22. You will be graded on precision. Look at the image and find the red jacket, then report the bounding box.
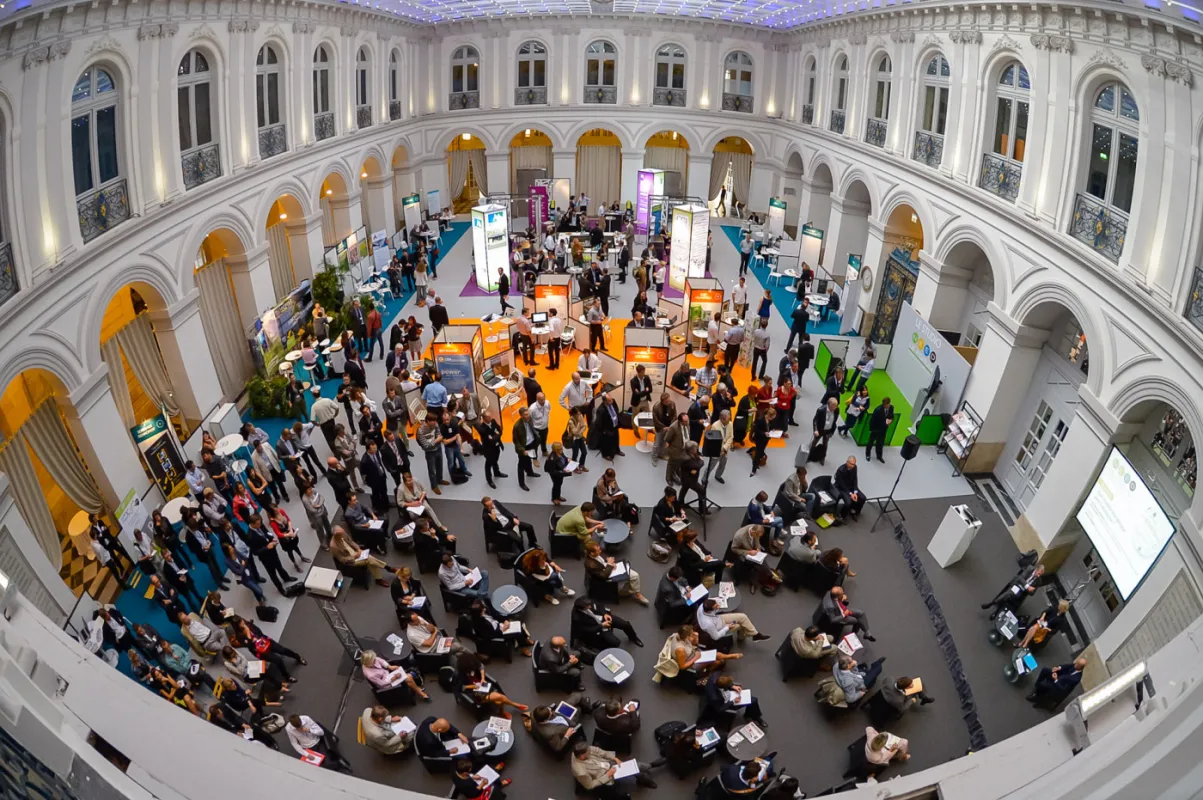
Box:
[367,309,383,335]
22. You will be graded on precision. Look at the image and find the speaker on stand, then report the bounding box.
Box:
[870,434,920,533]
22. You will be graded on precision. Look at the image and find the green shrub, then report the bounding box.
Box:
[245,374,291,419]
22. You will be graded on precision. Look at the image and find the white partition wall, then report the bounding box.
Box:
[668,203,709,291]
[471,204,508,291]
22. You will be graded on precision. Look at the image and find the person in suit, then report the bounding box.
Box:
[497,267,514,313]
[244,516,297,593]
[385,345,408,375]
[785,297,811,353]
[1020,599,1073,650]
[820,367,845,408]
[823,286,841,321]
[749,408,776,477]
[361,705,415,756]
[359,441,391,514]
[866,397,894,463]
[652,488,688,541]
[813,587,875,640]
[616,242,631,283]
[881,675,936,715]
[789,625,836,669]
[1027,657,1088,709]
[810,397,840,466]
[980,563,1047,620]
[482,496,538,550]
[677,528,726,584]
[677,442,708,515]
[655,566,698,624]
[343,492,386,553]
[428,296,450,335]
[834,456,866,519]
[512,407,541,491]
[662,412,690,485]
[349,297,368,354]
[344,351,368,391]
[798,333,815,374]
[538,635,583,685]
[594,699,641,736]
[529,693,593,755]
[589,393,623,461]
[379,429,409,493]
[275,429,305,485]
[415,716,469,763]
[700,672,766,729]
[687,395,710,443]
[390,566,433,623]
[571,742,659,793]
[571,596,643,649]
[522,368,543,407]
[628,364,653,415]
[475,409,506,489]
[159,551,205,610]
[149,575,185,620]
[468,600,533,656]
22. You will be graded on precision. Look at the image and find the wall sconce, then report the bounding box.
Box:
[910,213,918,224]
[326,189,333,196]
[525,129,531,137]
[462,133,471,141]
[361,170,368,178]
[279,213,288,221]
[672,131,678,141]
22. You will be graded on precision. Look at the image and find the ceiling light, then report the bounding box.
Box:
[279,213,288,220]
[462,133,471,141]
[525,129,531,137]
[911,213,918,224]
[672,131,678,140]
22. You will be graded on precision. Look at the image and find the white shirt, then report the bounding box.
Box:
[286,716,324,754]
[543,234,556,251]
[655,265,667,283]
[90,540,111,565]
[408,621,439,653]
[560,380,593,410]
[860,358,876,378]
[548,316,564,338]
[529,400,551,431]
[732,284,748,306]
[707,319,720,345]
[697,606,730,640]
[578,353,600,372]
[187,617,211,643]
[184,468,207,496]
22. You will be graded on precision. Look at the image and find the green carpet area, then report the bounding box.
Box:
[852,370,913,446]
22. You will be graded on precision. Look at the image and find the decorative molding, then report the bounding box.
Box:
[341,26,358,37]
[137,23,178,40]
[265,25,285,41]
[189,23,220,41]
[921,34,942,49]
[890,31,915,44]
[950,30,982,45]
[292,22,317,35]
[1143,54,1167,78]
[228,20,260,34]
[990,33,1022,54]
[1087,49,1126,72]
[1030,33,1074,54]
[1167,60,1195,87]
[21,41,70,70]
[85,35,123,56]
[849,33,867,46]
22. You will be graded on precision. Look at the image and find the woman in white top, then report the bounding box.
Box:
[397,472,446,530]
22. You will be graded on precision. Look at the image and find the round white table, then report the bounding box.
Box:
[285,350,303,362]
[783,268,800,294]
[634,412,655,453]
[692,328,710,357]
[214,434,245,459]
[531,324,551,355]
[162,496,197,525]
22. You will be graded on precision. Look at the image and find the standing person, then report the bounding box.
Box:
[587,299,606,353]
[497,267,514,313]
[438,409,472,479]
[811,397,840,466]
[291,421,326,477]
[563,406,589,473]
[845,346,875,392]
[738,232,754,275]
[514,309,535,366]
[244,516,296,593]
[310,387,342,448]
[366,302,384,362]
[840,386,871,438]
[732,276,749,319]
[268,506,310,572]
[718,185,728,217]
[866,397,894,463]
[301,483,333,551]
[349,298,368,355]
[332,424,364,492]
[706,312,722,358]
[546,308,564,369]
[544,442,573,505]
[360,441,391,514]
[722,318,745,371]
[381,387,409,450]
[428,295,450,335]
[415,416,446,495]
[750,408,776,477]
[512,407,540,492]
[530,392,552,460]
[628,364,653,417]
[589,393,623,462]
[651,392,677,468]
[757,289,773,324]
[705,409,734,485]
[475,409,506,489]
[90,528,132,588]
[379,429,410,493]
[750,318,771,381]
[785,297,810,353]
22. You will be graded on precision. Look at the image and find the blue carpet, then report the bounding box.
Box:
[719,224,850,337]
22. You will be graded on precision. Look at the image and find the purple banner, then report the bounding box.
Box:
[636,170,654,235]
[529,184,550,230]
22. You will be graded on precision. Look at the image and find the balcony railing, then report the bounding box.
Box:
[181,143,222,190]
[389,100,402,121]
[449,91,480,110]
[829,109,845,134]
[584,86,617,104]
[865,118,887,148]
[1068,192,1128,264]
[913,130,944,168]
[979,153,1022,204]
[0,242,18,307]
[653,87,686,107]
[258,124,287,160]
[77,179,130,244]
[314,112,335,142]
[356,106,372,130]
[722,92,753,113]
[515,86,548,105]
[1186,267,1203,337]
[801,104,814,125]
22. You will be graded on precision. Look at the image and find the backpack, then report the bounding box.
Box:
[654,720,688,749]
[648,540,672,563]
[258,712,287,734]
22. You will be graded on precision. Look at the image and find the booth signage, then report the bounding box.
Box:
[402,193,422,233]
[529,183,550,230]
[801,225,824,240]
[130,414,188,499]
[624,346,669,401]
[426,190,441,216]
[471,204,509,292]
[669,207,692,291]
[433,342,475,394]
[766,197,787,237]
[847,254,862,281]
[636,170,665,235]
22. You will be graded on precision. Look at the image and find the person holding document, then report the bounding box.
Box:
[343,492,387,553]
[416,717,474,764]
[330,527,392,587]
[653,626,742,687]
[677,529,727,586]
[439,552,490,599]
[455,653,529,719]
[452,757,511,798]
[595,468,639,527]
[584,540,649,605]
[545,442,574,505]
[482,496,538,550]
[397,472,448,531]
[719,756,777,795]
[360,705,414,756]
[571,740,659,794]
[731,524,784,593]
[360,650,430,700]
[520,548,575,605]
[286,714,351,772]
[697,598,770,644]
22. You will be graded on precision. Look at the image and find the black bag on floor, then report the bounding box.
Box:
[449,467,470,485]
[255,605,280,622]
[808,439,828,464]
[281,581,305,598]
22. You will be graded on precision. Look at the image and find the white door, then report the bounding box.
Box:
[998,352,1082,510]
[1007,400,1071,507]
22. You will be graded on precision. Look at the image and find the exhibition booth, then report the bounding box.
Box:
[682,278,724,356]
[668,202,710,292]
[472,204,509,292]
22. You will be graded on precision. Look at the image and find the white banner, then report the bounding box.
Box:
[889,302,973,416]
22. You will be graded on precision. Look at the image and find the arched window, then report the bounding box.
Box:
[723,51,753,113]
[829,55,848,133]
[654,44,686,107]
[312,46,334,141]
[980,61,1029,202]
[866,55,891,147]
[802,57,817,124]
[355,47,372,128]
[1069,82,1139,262]
[915,54,950,168]
[516,41,547,106]
[72,67,129,241]
[389,52,401,120]
[450,45,480,109]
[584,40,617,104]
[178,50,220,189]
[256,45,286,159]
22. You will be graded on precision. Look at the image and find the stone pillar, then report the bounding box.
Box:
[797,175,833,233]
[285,213,326,283]
[65,368,157,511]
[225,242,276,330]
[1011,386,1139,569]
[146,291,224,424]
[552,148,575,183]
[686,153,712,203]
[328,192,361,240]
[0,474,76,621]
[419,158,449,208]
[361,175,396,237]
[819,196,871,278]
[912,252,975,331]
[484,150,509,198]
[958,303,1048,473]
[747,163,773,214]
[855,217,888,328]
[619,149,643,208]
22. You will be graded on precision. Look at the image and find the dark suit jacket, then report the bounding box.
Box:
[483,503,522,541]
[385,350,408,373]
[813,592,854,628]
[327,468,353,507]
[798,342,815,372]
[512,418,536,455]
[813,406,838,436]
[571,606,613,642]
[653,498,685,530]
[656,575,689,613]
[538,645,577,674]
[1043,665,1084,695]
[350,307,368,337]
[390,576,426,605]
[593,707,640,735]
[344,358,367,388]
[869,403,893,433]
[429,305,450,332]
[243,525,276,558]
[629,376,652,409]
[380,438,409,475]
[416,717,461,759]
[523,378,543,406]
[534,718,575,754]
[834,464,859,494]
[498,274,510,295]
[359,452,389,490]
[476,420,502,454]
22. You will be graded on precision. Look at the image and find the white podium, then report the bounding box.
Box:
[304,566,343,597]
[207,403,242,440]
[927,504,982,567]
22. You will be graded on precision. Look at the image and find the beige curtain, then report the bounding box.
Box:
[266,222,296,299]
[467,150,488,196]
[115,315,182,419]
[196,260,254,398]
[0,433,62,570]
[576,145,621,208]
[510,145,552,193]
[448,151,471,199]
[320,197,336,245]
[730,153,753,205]
[24,402,104,516]
[709,152,732,201]
[644,146,688,180]
[100,338,135,430]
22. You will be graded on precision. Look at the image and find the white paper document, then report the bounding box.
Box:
[406,504,427,515]
[390,716,416,735]
[695,649,718,665]
[718,581,736,598]
[476,765,501,786]
[670,520,689,532]
[838,633,862,656]
[465,567,483,586]
[767,430,784,439]
[564,461,579,472]
[436,637,455,654]
[501,620,523,635]
[745,551,768,564]
[687,585,709,603]
[247,661,266,679]
[613,670,631,683]
[742,722,765,742]
[409,595,427,608]
[444,740,470,755]
[613,760,640,779]
[485,716,512,735]
[609,561,628,578]
[368,519,385,530]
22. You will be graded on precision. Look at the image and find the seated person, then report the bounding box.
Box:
[570,740,658,794]
[662,723,716,777]
[880,675,935,715]
[700,673,766,729]
[863,726,910,767]
[360,650,429,699]
[1019,599,1073,650]
[745,491,786,547]
[468,600,533,657]
[651,488,689,541]
[834,456,867,520]
[406,610,467,657]
[453,757,511,798]
[343,492,386,552]
[818,547,857,579]
[583,540,649,605]
[1027,657,1088,709]
[677,528,727,584]
[784,530,821,565]
[413,516,457,559]
[519,548,576,605]
[775,466,819,521]
[438,552,489,599]
[653,625,741,686]
[390,566,433,622]
[833,655,887,705]
[482,496,538,551]
[415,716,469,761]
[789,625,836,670]
[330,526,391,587]
[538,635,583,685]
[571,596,643,649]
[697,599,770,645]
[361,705,415,756]
[455,652,528,719]
[557,502,606,545]
[813,587,875,641]
[980,563,1046,620]
[730,525,782,592]
[176,611,231,656]
[593,698,642,736]
[527,692,593,756]
[655,566,701,622]
[595,469,639,528]
[719,756,777,795]
[577,348,601,374]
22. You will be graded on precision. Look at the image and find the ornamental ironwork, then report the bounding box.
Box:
[389,100,402,121]
[259,124,287,160]
[865,118,887,148]
[653,87,686,107]
[721,92,753,113]
[913,130,944,168]
[515,86,548,105]
[449,91,480,110]
[356,105,373,129]
[829,109,845,134]
[584,87,617,104]
[801,104,813,125]
[181,143,222,190]
[1069,192,1127,264]
[0,242,18,307]
[314,112,335,142]
[77,179,130,243]
[979,153,1022,203]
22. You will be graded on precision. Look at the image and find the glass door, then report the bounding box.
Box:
[1011,400,1069,506]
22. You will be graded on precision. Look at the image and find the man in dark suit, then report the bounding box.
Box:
[834,456,866,519]
[628,365,653,414]
[571,597,643,649]
[1027,657,1087,709]
[325,457,354,511]
[798,333,815,374]
[866,397,894,463]
[881,675,936,714]
[511,407,541,491]
[529,694,592,756]
[276,429,304,482]
[245,516,296,593]
[149,575,185,619]
[428,296,450,335]
[593,699,642,736]
[522,368,543,407]
[359,441,390,514]
[476,410,506,489]
[379,429,409,493]
[810,397,840,465]
[812,586,874,640]
[785,297,810,353]
[415,717,468,763]
[981,563,1047,620]
[497,267,513,313]
[349,298,368,354]
[384,345,408,374]
[482,496,538,549]
[617,243,630,283]
[538,635,583,685]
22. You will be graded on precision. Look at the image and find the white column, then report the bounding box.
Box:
[0,474,76,620]
[1037,49,1073,225]
[1128,71,1178,298]
[228,22,256,170]
[818,196,870,277]
[855,216,888,324]
[226,242,276,330]
[362,175,396,237]
[747,163,773,214]
[552,148,575,184]
[1016,44,1050,216]
[285,212,326,283]
[619,149,643,208]
[146,291,224,423]
[66,368,156,510]
[419,157,449,206]
[328,192,361,240]
[484,150,509,198]
[293,25,314,145]
[686,153,711,202]
[946,37,979,183]
[911,252,974,330]
[797,175,833,233]
[31,49,76,269]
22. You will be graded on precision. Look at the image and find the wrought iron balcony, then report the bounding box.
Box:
[389,100,402,121]
[314,112,335,142]
[979,153,1022,204]
[1068,192,1127,264]
[77,179,130,244]
[1186,267,1203,337]
[0,242,18,307]
[653,87,686,107]
[913,131,944,168]
[584,86,617,104]
[449,91,480,110]
[515,86,547,105]
[181,143,222,191]
[829,109,845,134]
[801,104,813,125]
[356,105,372,129]
[258,124,287,160]
[722,92,753,113]
[865,118,887,148]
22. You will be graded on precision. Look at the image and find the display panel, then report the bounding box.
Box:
[1076,447,1177,600]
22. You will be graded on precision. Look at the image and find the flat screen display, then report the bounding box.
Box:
[1075,447,1176,599]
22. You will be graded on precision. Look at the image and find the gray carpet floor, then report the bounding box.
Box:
[270,492,1067,798]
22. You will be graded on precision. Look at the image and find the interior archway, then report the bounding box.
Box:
[643,130,690,191]
[265,193,306,298]
[709,136,754,215]
[805,162,836,236]
[575,128,622,207]
[448,133,486,213]
[193,228,255,399]
[320,172,353,245]
[933,240,997,342]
